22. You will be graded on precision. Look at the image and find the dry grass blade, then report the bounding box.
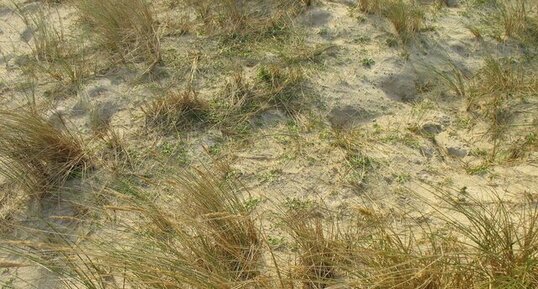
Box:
[184,0,309,40]
[21,8,65,63]
[0,170,263,288]
[256,65,305,114]
[212,66,305,135]
[498,0,538,41]
[46,171,261,288]
[0,109,90,195]
[99,172,262,287]
[363,226,466,289]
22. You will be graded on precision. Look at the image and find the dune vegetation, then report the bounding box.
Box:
[0,0,537,288]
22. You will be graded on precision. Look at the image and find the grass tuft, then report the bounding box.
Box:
[143,90,210,132]
[439,192,538,288]
[357,0,424,42]
[15,5,91,88]
[467,57,538,159]
[283,208,342,289]
[0,109,90,196]
[75,0,160,66]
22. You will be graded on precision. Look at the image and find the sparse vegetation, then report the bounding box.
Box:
[15,5,91,88]
[183,0,309,42]
[0,0,537,287]
[6,178,538,289]
[211,65,305,134]
[472,0,538,43]
[467,57,537,159]
[283,208,342,289]
[438,192,538,288]
[384,0,424,42]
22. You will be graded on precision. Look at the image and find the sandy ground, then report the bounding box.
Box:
[0,0,536,287]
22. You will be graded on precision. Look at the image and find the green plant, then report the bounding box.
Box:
[361,57,375,68]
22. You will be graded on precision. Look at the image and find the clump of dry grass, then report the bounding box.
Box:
[282,208,344,289]
[357,0,424,42]
[143,90,210,132]
[183,0,309,43]
[360,223,467,288]
[467,57,538,159]
[17,7,64,63]
[212,66,305,134]
[15,5,91,87]
[222,65,305,115]
[256,64,305,113]
[75,0,160,66]
[506,131,537,160]
[498,0,538,41]
[213,71,262,127]
[5,176,538,289]
[439,192,538,288]
[278,202,470,289]
[430,60,469,98]
[473,0,538,43]
[223,72,260,113]
[358,0,384,14]
[384,0,424,42]
[0,109,90,196]
[430,56,537,162]
[500,0,528,37]
[1,170,263,288]
[176,170,262,281]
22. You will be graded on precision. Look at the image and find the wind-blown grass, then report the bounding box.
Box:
[75,0,161,66]
[0,109,90,196]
